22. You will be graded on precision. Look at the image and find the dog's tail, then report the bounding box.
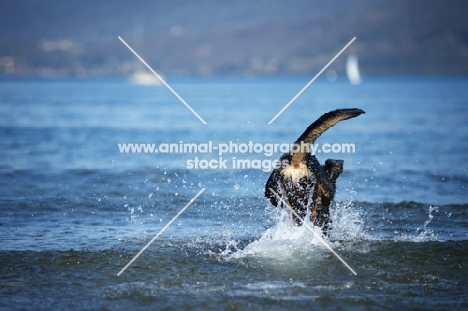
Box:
[291,108,364,160]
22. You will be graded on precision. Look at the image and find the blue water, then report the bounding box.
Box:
[1,76,468,310]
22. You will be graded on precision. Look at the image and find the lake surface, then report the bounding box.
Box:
[1,76,467,310]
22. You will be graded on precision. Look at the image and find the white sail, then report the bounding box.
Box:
[346,55,362,85]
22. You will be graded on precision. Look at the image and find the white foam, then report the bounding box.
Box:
[229,209,326,263]
[229,200,368,262]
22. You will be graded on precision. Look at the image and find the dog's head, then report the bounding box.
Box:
[324,159,344,183]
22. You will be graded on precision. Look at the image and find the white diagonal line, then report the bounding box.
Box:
[118,36,207,125]
[268,37,356,124]
[117,188,206,276]
[269,188,357,275]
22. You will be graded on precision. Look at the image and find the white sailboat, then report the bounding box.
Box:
[346,54,362,85]
[129,20,162,86]
[130,70,162,85]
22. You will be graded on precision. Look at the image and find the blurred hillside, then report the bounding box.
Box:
[0,0,467,77]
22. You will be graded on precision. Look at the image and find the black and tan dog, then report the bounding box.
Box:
[265,108,364,235]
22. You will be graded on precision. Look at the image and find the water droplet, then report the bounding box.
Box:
[234,183,240,190]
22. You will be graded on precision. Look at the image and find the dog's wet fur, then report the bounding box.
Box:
[265,108,364,235]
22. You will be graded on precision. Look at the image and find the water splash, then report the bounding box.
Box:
[329,200,368,241]
[415,205,439,241]
[229,210,324,260]
[228,200,368,264]
[390,205,440,242]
